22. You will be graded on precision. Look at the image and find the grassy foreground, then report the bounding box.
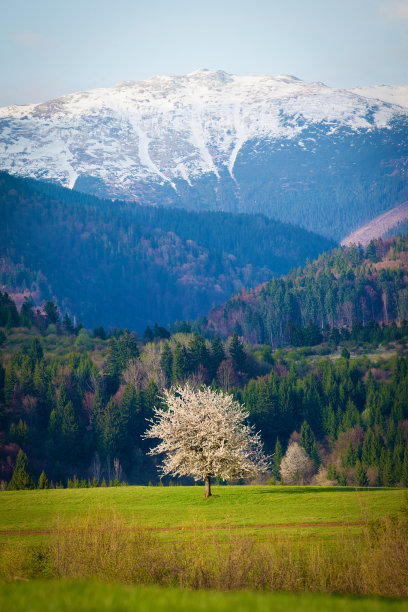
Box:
[1,487,407,604]
[1,581,408,612]
[0,485,405,542]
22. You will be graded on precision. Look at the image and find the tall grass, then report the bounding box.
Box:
[1,507,407,597]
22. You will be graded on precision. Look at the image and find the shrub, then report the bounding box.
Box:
[1,508,408,597]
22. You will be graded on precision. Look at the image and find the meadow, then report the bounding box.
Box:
[0,485,404,540]
[1,581,408,612]
[1,486,408,610]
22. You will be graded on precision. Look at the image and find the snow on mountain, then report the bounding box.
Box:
[0,70,406,191]
[349,85,408,109]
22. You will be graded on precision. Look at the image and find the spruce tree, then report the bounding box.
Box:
[7,450,35,490]
[160,342,173,385]
[354,460,368,487]
[188,334,210,372]
[343,440,356,468]
[300,421,320,468]
[172,342,190,384]
[299,421,315,457]
[38,470,49,489]
[45,301,59,324]
[63,313,74,334]
[380,450,394,487]
[28,338,43,364]
[143,326,154,342]
[272,438,283,479]
[99,398,120,462]
[117,329,139,368]
[4,362,17,404]
[229,332,246,372]
[210,335,225,378]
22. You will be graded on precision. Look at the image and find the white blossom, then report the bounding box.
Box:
[144,385,269,490]
[280,442,314,484]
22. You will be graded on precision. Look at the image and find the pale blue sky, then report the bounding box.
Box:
[1,0,408,106]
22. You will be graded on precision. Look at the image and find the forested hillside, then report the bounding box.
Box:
[205,235,408,344]
[0,171,334,331]
[1,291,408,489]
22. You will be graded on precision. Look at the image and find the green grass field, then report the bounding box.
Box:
[1,581,407,612]
[1,486,407,610]
[0,485,404,542]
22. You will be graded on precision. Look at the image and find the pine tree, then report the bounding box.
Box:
[20,355,33,395]
[143,326,154,342]
[144,380,160,419]
[354,460,368,487]
[160,342,173,385]
[229,333,246,372]
[63,312,74,334]
[210,335,225,378]
[343,440,356,468]
[117,329,139,368]
[9,419,29,447]
[7,450,35,490]
[38,470,49,489]
[45,301,59,324]
[20,299,33,328]
[28,338,43,364]
[299,421,315,457]
[60,400,80,454]
[172,342,190,384]
[299,421,320,468]
[310,440,320,468]
[272,438,283,479]
[4,361,17,405]
[118,383,138,455]
[380,450,394,487]
[188,334,210,372]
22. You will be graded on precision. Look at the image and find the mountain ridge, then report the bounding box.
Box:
[0,171,334,330]
[1,70,408,240]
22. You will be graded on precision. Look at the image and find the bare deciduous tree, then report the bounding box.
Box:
[113,458,122,482]
[144,385,269,497]
[216,359,236,390]
[280,442,314,485]
[123,345,166,390]
[123,358,148,390]
[91,453,101,482]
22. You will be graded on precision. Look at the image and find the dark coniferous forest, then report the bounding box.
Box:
[0,171,334,331]
[1,235,408,489]
[206,235,408,344]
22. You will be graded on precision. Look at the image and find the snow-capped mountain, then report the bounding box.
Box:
[1,70,408,239]
[349,85,408,109]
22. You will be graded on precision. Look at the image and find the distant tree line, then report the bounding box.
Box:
[205,235,408,345]
[1,292,408,488]
[0,170,333,332]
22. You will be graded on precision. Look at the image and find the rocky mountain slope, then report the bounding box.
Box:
[1,71,408,239]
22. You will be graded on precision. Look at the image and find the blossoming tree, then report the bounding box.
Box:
[144,385,269,497]
[280,441,314,484]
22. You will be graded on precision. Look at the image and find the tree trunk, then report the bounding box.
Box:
[204,474,211,497]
